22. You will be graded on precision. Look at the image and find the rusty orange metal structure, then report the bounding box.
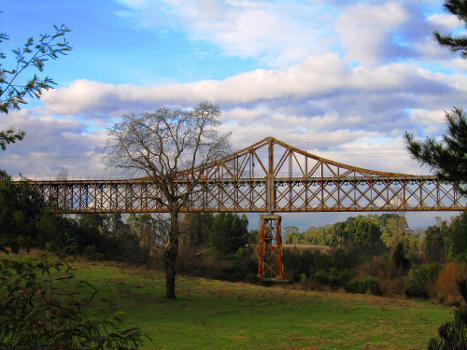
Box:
[23,136,466,280]
[257,215,283,280]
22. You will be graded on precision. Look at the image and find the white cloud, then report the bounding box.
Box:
[428,13,463,29]
[114,0,467,71]
[115,0,338,67]
[0,109,111,178]
[336,2,410,66]
[41,54,465,119]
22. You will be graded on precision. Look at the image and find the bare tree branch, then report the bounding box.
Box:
[105,102,230,299]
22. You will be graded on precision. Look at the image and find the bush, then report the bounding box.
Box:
[101,233,152,265]
[235,246,254,259]
[428,280,467,350]
[176,248,258,283]
[393,242,410,270]
[0,252,147,349]
[215,258,258,282]
[405,263,442,298]
[83,245,104,261]
[433,262,467,305]
[282,248,357,284]
[311,268,353,288]
[346,277,381,295]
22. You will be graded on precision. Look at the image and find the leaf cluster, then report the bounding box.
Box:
[0,24,72,114]
[0,24,71,150]
[0,127,24,150]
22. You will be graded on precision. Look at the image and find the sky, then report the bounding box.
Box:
[0,0,466,230]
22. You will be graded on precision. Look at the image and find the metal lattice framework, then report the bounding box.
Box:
[28,137,466,214]
[257,215,283,280]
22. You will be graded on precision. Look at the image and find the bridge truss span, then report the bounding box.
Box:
[28,137,465,213]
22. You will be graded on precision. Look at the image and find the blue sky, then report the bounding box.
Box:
[0,0,466,229]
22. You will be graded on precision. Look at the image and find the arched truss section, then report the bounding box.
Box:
[27,137,466,213]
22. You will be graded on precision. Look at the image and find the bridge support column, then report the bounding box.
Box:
[257,215,283,280]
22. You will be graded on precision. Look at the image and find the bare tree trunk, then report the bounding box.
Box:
[165,211,179,299]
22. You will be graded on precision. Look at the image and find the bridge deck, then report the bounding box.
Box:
[20,137,466,213]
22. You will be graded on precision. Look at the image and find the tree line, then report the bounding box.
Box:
[284,212,466,263]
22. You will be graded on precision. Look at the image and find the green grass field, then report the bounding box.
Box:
[69,260,450,350]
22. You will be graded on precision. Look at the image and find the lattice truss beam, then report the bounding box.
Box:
[27,137,466,213]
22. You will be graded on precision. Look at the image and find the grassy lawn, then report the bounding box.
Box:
[70,261,450,350]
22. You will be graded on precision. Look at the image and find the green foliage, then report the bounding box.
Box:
[423,223,448,263]
[0,24,72,114]
[0,253,146,349]
[0,174,46,253]
[283,230,302,244]
[393,242,410,270]
[379,214,414,250]
[285,215,386,253]
[0,24,71,150]
[209,213,248,255]
[421,212,466,263]
[312,267,353,288]
[338,215,384,253]
[0,127,24,150]
[433,0,467,58]
[76,214,151,265]
[247,229,258,245]
[282,248,357,287]
[0,174,150,264]
[447,212,467,260]
[127,213,158,250]
[83,245,104,261]
[405,108,467,196]
[405,263,442,298]
[180,212,213,248]
[0,173,149,347]
[345,276,381,296]
[215,258,258,282]
[428,279,467,350]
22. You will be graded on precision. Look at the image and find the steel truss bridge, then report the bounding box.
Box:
[24,137,466,280]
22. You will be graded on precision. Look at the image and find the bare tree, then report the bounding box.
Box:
[107,102,230,298]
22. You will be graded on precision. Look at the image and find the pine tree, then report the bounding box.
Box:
[405,0,467,195]
[405,107,467,195]
[433,0,467,58]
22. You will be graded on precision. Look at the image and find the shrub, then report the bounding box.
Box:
[83,245,104,261]
[311,268,353,288]
[405,263,442,298]
[102,233,152,265]
[313,269,330,285]
[432,262,467,305]
[379,277,405,297]
[0,252,147,349]
[393,242,410,270]
[235,246,254,259]
[428,280,467,350]
[346,276,381,295]
[356,254,399,280]
[282,248,357,284]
